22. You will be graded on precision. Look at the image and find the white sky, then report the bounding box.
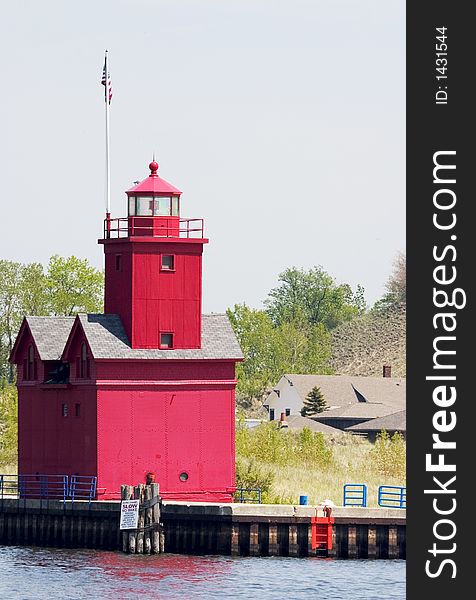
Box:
[0,0,404,312]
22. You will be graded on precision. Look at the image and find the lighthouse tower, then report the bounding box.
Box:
[10,159,243,502]
[101,160,205,349]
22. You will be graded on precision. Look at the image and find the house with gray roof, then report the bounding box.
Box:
[263,372,405,431]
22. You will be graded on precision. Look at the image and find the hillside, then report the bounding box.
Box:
[330,303,406,377]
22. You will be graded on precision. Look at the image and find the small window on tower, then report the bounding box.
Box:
[62,404,68,417]
[160,333,174,349]
[75,403,81,417]
[161,255,175,271]
[115,254,122,272]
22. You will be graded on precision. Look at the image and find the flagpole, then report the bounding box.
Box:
[105,50,111,218]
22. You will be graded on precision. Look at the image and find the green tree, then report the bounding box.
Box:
[265,266,366,330]
[0,261,23,380]
[46,255,104,316]
[227,304,280,402]
[0,260,49,380]
[0,256,104,381]
[372,252,406,313]
[227,304,332,403]
[301,386,328,417]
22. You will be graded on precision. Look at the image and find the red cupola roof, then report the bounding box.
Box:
[126,160,182,196]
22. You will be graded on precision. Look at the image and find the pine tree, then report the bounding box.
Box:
[301,386,328,417]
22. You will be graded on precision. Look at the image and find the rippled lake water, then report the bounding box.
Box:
[0,546,405,599]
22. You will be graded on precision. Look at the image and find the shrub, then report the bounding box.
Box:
[297,427,333,466]
[370,429,406,478]
[235,458,274,503]
[236,421,333,468]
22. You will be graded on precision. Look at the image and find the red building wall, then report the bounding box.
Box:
[18,385,97,477]
[96,383,235,501]
[95,360,236,382]
[103,242,133,342]
[102,239,205,349]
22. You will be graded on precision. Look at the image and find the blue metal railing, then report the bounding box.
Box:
[343,483,367,507]
[0,474,97,506]
[235,487,262,503]
[69,475,97,502]
[378,485,406,509]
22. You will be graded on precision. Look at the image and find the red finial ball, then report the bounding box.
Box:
[149,160,159,175]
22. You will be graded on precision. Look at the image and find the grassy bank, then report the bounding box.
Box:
[236,421,406,507]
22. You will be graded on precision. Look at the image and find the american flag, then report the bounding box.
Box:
[101,56,113,104]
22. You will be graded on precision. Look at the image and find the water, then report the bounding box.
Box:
[0,547,405,599]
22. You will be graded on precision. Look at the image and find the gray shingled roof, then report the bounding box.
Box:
[314,402,401,421]
[77,313,243,360]
[282,374,405,409]
[346,410,407,432]
[285,415,344,435]
[24,313,242,361]
[25,316,75,360]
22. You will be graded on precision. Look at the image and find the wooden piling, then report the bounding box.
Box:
[144,485,152,554]
[268,524,278,556]
[135,484,145,554]
[119,482,162,554]
[231,523,240,556]
[288,524,299,557]
[249,523,260,556]
[121,485,133,552]
[368,525,377,559]
[151,483,161,554]
[388,526,399,559]
[347,525,357,558]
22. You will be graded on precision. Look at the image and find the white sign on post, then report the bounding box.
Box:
[120,499,140,530]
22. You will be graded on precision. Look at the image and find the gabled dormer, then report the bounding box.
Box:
[10,317,74,384]
[62,316,95,382]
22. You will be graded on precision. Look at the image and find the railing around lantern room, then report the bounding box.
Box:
[104,216,205,239]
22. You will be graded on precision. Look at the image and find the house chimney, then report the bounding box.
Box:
[383,365,392,378]
[278,411,289,429]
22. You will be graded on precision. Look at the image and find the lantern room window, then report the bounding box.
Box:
[128,196,179,217]
[154,197,171,216]
[136,197,154,216]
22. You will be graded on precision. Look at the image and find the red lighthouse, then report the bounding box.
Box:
[10,160,243,502]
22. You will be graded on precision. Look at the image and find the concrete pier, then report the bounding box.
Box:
[0,499,406,559]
